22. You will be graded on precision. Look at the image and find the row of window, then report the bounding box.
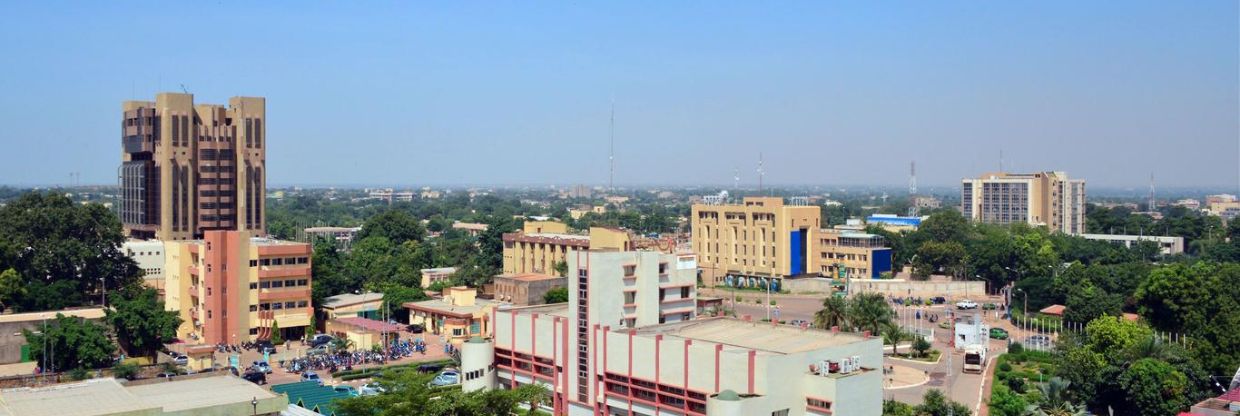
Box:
[252,300,309,311]
[250,279,309,289]
[248,257,310,267]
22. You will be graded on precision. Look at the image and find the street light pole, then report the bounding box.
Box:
[251,397,258,416]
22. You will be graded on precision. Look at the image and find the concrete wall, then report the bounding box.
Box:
[848,279,987,299]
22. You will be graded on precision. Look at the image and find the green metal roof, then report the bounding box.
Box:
[271,381,352,416]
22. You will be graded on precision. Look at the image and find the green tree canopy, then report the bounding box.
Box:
[1118,358,1191,416]
[105,287,181,359]
[543,286,568,304]
[358,209,426,245]
[23,313,115,371]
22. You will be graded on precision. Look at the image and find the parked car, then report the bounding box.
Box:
[989,328,1009,340]
[310,334,334,348]
[417,363,444,374]
[255,340,277,354]
[302,371,323,386]
[407,324,425,334]
[333,385,359,397]
[156,372,177,380]
[251,361,272,374]
[955,299,979,310]
[308,345,332,356]
[172,354,189,366]
[359,383,386,396]
[788,319,809,327]
[242,370,267,385]
[429,370,460,387]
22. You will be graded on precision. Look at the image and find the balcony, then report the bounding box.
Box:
[258,287,311,302]
[258,266,310,279]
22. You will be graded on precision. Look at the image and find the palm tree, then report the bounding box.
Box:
[331,337,355,354]
[814,296,850,330]
[881,323,905,355]
[848,292,894,334]
[1023,377,1088,416]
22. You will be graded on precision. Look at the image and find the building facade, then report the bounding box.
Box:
[501,222,634,275]
[120,93,266,240]
[1079,234,1185,255]
[420,267,458,288]
[122,239,168,295]
[493,273,567,306]
[691,197,821,288]
[164,230,312,345]
[961,171,1086,234]
[404,287,499,345]
[818,230,893,279]
[466,250,883,416]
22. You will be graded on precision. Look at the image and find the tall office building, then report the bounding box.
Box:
[120,93,266,240]
[690,197,820,287]
[961,171,1086,234]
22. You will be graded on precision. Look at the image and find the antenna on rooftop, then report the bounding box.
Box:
[757,153,765,194]
[179,84,189,94]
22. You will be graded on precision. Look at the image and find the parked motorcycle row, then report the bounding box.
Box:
[280,339,428,374]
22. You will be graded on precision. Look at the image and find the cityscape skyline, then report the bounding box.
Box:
[0,2,1237,189]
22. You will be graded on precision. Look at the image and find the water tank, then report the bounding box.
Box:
[460,336,496,392]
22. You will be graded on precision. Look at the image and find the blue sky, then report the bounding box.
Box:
[0,1,1236,188]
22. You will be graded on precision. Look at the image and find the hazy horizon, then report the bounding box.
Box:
[1,1,1236,189]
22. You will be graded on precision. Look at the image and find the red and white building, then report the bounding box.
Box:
[459,250,883,416]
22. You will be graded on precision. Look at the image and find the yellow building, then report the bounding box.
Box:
[404,287,499,345]
[817,229,894,279]
[500,221,633,275]
[961,171,1086,234]
[165,230,313,345]
[324,316,404,351]
[691,197,821,287]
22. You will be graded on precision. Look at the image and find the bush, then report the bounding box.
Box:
[912,337,932,357]
[998,362,1012,372]
[1006,376,1027,394]
[1008,342,1024,355]
[70,367,91,381]
[112,362,139,380]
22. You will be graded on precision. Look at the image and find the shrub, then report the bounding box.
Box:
[1006,376,1027,394]
[1008,342,1024,355]
[70,367,91,381]
[998,362,1012,372]
[912,337,931,357]
[112,362,139,380]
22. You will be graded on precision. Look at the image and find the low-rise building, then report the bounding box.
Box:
[493,273,566,306]
[303,226,361,250]
[911,195,942,210]
[1172,198,1201,211]
[367,188,414,203]
[452,221,489,237]
[865,214,923,232]
[404,286,499,345]
[420,267,458,288]
[0,375,287,416]
[321,292,384,320]
[165,230,313,345]
[325,316,404,351]
[501,221,635,275]
[818,230,893,280]
[0,308,105,365]
[123,239,168,295]
[462,249,882,416]
[1079,233,1185,255]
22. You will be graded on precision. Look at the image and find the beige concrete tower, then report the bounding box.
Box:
[120,93,266,240]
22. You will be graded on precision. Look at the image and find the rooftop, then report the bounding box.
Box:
[304,226,361,233]
[627,317,870,354]
[496,273,563,282]
[322,292,384,309]
[332,316,405,333]
[0,307,105,324]
[404,297,500,316]
[502,303,571,319]
[0,378,155,416]
[127,374,281,412]
[421,266,458,274]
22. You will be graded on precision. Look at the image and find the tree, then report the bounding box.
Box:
[22,313,115,371]
[553,260,568,278]
[1023,377,1087,416]
[336,367,554,416]
[847,293,893,334]
[1117,358,1191,416]
[381,283,430,322]
[543,287,568,304]
[882,399,915,416]
[357,209,426,245]
[105,287,181,359]
[1135,262,1240,375]
[331,337,355,353]
[917,211,970,243]
[1084,316,1152,359]
[912,336,931,358]
[270,320,283,345]
[0,268,24,312]
[915,389,972,416]
[111,362,139,380]
[0,192,142,311]
[987,384,1029,416]
[1062,283,1121,324]
[813,296,849,330]
[881,323,904,355]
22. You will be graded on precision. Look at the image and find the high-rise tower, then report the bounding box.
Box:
[119,92,266,240]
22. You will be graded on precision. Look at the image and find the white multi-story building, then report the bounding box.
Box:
[1079,234,1185,255]
[961,171,1086,235]
[122,239,167,295]
[460,250,883,416]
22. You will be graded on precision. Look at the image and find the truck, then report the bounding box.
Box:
[962,344,987,374]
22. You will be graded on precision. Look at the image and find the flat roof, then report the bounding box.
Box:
[127,375,280,412]
[503,303,571,319]
[0,308,105,324]
[420,266,458,274]
[322,292,384,309]
[404,297,499,316]
[496,273,563,282]
[332,316,405,333]
[0,378,155,416]
[628,317,870,354]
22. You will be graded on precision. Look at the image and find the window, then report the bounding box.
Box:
[771,410,789,416]
[297,300,308,308]
[260,303,270,311]
[297,279,308,286]
[250,260,258,267]
[285,279,296,287]
[260,281,271,289]
[453,328,464,336]
[249,283,257,290]
[249,328,259,335]
[297,257,309,264]
[249,305,257,312]
[260,259,271,266]
[272,302,283,310]
[271,280,284,288]
[207,310,212,319]
[285,301,296,308]
[680,287,690,298]
[272,258,283,266]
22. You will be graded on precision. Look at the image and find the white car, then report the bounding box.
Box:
[955,299,978,309]
[359,383,386,396]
